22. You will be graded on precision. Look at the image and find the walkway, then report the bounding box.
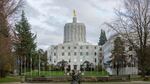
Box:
[1,81,150,84]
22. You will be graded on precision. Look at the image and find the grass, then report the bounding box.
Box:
[0,71,108,83]
[25,70,65,77]
[0,76,20,83]
[24,70,108,77]
[84,71,109,77]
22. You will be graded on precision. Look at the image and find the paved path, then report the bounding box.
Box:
[1,81,150,84]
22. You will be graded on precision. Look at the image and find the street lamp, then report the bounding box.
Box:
[80,59,83,71]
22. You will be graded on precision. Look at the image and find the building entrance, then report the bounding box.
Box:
[74,65,77,70]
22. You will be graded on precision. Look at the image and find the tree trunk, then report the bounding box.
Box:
[0,70,6,78]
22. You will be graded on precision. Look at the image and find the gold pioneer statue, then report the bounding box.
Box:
[73,9,76,17]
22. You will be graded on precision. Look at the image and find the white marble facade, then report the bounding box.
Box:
[47,15,101,70]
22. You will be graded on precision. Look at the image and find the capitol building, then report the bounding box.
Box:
[47,11,101,71]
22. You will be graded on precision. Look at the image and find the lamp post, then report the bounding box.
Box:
[80,59,82,71]
[20,56,22,76]
[24,56,26,76]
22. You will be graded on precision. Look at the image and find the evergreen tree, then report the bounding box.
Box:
[111,37,126,76]
[98,29,107,46]
[15,11,36,74]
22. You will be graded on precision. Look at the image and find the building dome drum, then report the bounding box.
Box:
[64,16,86,43]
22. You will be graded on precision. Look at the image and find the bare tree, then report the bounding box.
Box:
[0,0,23,77]
[105,0,150,77]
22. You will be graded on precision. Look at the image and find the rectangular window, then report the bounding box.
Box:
[80,52,82,55]
[74,46,77,49]
[95,46,97,49]
[68,46,70,49]
[68,52,71,56]
[80,46,82,49]
[54,53,56,56]
[95,58,97,63]
[62,46,64,49]
[54,46,57,49]
[62,52,64,56]
[74,65,77,70]
[74,52,77,56]
[86,46,89,49]
[94,52,97,56]
[86,52,88,55]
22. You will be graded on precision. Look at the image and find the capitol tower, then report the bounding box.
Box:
[47,10,101,71]
[64,10,86,43]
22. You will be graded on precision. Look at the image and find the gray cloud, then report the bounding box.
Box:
[25,0,121,50]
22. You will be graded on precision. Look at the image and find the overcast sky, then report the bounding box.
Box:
[25,0,121,50]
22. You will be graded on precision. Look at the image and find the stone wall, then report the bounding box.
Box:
[26,76,131,82]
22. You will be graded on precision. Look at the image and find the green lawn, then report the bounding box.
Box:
[0,76,20,83]
[84,71,108,77]
[25,70,108,77]
[0,71,108,83]
[25,71,65,77]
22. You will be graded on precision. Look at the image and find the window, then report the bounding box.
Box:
[54,46,57,49]
[95,58,97,63]
[69,59,71,63]
[74,46,77,49]
[68,52,71,56]
[54,53,56,56]
[80,46,82,49]
[62,46,64,49]
[95,46,97,49]
[94,52,97,56]
[80,52,82,55]
[62,52,64,56]
[86,46,89,49]
[74,65,77,70]
[74,52,77,56]
[68,46,70,49]
[100,48,102,51]
[86,52,89,55]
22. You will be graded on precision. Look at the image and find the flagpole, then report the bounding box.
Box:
[38,53,40,76]
[24,56,26,76]
[30,55,32,77]
[35,32,41,76]
[21,56,22,76]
